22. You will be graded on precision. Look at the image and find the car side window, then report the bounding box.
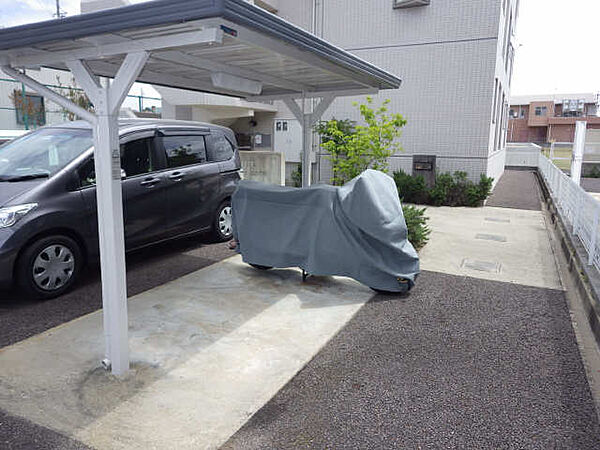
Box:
[163,135,207,168]
[121,137,154,178]
[78,137,155,187]
[207,132,234,162]
[78,158,96,187]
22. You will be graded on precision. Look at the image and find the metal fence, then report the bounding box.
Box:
[505,143,542,167]
[537,153,600,270]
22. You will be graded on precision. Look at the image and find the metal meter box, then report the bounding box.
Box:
[412,155,436,188]
[393,0,430,9]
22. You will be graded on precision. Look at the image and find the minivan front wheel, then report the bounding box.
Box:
[211,200,233,242]
[17,235,82,299]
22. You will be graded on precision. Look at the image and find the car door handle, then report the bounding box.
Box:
[168,172,185,181]
[140,177,161,187]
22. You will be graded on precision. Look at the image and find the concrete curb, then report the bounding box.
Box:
[536,171,600,348]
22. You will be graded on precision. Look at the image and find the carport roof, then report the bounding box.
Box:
[0,0,401,100]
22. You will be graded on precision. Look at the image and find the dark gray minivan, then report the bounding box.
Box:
[0,119,241,299]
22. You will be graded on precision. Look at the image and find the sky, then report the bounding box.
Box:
[0,0,598,98]
[511,0,600,96]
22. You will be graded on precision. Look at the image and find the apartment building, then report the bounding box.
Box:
[508,93,600,144]
[234,0,519,183]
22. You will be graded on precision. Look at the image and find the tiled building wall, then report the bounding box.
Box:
[286,0,507,182]
[268,0,515,183]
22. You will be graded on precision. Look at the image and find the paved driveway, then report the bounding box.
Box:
[0,235,231,348]
[0,235,231,450]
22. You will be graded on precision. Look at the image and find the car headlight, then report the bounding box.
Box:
[0,203,37,228]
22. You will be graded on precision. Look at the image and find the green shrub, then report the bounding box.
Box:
[393,170,494,207]
[291,164,302,187]
[403,205,431,251]
[586,166,600,178]
[393,170,428,204]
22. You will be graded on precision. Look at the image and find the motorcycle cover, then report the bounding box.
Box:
[231,169,420,292]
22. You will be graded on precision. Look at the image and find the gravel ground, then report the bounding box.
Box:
[224,271,600,449]
[486,170,542,211]
[0,411,91,450]
[0,235,232,450]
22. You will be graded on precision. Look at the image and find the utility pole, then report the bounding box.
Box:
[54,0,66,19]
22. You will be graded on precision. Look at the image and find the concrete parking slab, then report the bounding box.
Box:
[419,206,563,290]
[0,256,372,449]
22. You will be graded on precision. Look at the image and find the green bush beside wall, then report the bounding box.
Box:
[394,170,493,207]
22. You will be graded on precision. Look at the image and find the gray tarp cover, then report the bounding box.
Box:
[232,169,420,292]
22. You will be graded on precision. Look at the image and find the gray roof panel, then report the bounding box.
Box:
[0,0,401,96]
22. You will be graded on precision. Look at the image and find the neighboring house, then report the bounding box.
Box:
[508,93,600,144]
[0,66,162,131]
[0,67,78,130]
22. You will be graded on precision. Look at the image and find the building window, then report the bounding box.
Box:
[520,107,526,118]
[492,79,499,124]
[14,93,46,127]
[535,106,547,117]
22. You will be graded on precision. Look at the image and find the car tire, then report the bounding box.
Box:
[17,235,83,300]
[370,287,398,295]
[211,200,233,242]
[249,264,273,270]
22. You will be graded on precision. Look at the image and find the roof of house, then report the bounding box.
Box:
[510,93,599,106]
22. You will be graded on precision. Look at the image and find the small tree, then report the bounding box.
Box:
[315,97,406,185]
[55,76,94,121]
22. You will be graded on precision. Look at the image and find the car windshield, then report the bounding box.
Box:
[0,127,93,181]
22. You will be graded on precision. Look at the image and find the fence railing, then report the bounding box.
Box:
[537,153,600,270]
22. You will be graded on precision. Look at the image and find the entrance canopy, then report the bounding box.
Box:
[0,0,401,376]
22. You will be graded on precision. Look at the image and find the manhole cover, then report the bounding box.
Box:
[475,233,507,242]
[461,259,501,273]
[484,217,510,223]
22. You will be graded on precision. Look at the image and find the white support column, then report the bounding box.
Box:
[68,52,148,376]
[571,121,587,185]
[283,95,335,187]
[93,93,129,374]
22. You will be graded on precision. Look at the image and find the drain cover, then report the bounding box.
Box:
[475,233,507,242]
[461,259,501,273]
[484,217,510,223]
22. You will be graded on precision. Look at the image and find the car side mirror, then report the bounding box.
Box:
[121,169,127,179]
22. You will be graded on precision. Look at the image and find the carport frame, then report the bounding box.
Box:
[0,0,401,375]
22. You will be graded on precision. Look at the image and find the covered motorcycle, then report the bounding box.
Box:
[231,169,419,293]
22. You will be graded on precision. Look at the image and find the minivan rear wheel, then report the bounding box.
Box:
[17,235,82,300]
[211,200,233,242]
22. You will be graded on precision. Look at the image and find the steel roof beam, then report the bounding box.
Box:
[0,28,222,68]
[248,88,378,102]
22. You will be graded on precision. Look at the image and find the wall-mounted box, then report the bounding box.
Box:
[393,0,430,8]
[412,155,436,188]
